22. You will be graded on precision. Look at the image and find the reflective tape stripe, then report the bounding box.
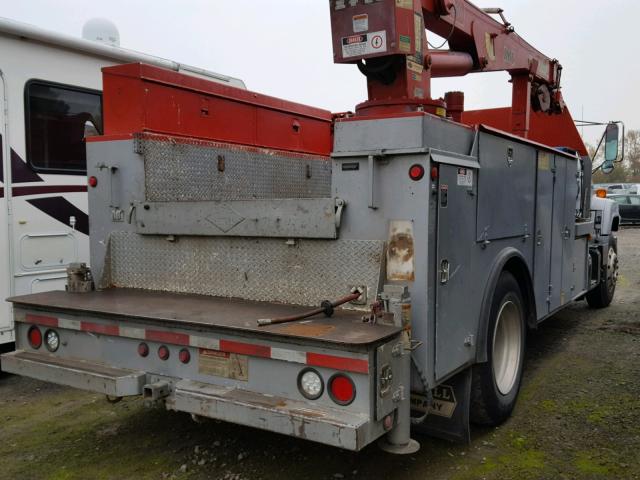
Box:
[58,318,81,331]
[81,321,120,336]
[119,326,146,340]
[190,336,220,350]
[145,329,190,346]
[24,314,58,328]
[271,347,307,364]
[220,339,271,358]
[18,315,369,373]
[306,352,369,374]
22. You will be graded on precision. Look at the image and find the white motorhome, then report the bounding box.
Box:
[0,17,244,349]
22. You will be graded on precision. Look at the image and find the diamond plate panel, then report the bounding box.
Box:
[107,232,383,308]
[140,136,332,202]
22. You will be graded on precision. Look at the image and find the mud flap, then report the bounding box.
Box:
[410,368,471,443]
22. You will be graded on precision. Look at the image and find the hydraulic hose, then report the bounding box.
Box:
[257,292,361,327]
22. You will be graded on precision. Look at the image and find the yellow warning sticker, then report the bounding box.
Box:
[485,32,496,61]
[539,152,551,171]
[352,14,369,33]
[407,59,423,74]
[198,349,248,381]
[396,0,413,9]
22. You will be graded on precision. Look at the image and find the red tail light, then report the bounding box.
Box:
[179,349,191,364]
[138,342,149,357]
[409,164,425,181]
[158,345,170,361]
[28,326,42,349]
[88,176,98,188]
[328,374,356,406]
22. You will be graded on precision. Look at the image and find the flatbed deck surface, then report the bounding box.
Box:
[9,289,400,346]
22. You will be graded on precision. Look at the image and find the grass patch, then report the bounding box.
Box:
[574,451,610,475]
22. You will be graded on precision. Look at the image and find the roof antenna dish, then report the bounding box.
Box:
[82,18,120,46]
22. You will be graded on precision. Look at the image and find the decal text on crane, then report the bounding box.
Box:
[341,30,387,58]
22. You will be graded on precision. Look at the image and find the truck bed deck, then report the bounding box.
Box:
[9,289,399,346]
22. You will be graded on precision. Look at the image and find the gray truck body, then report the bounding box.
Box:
[2,112,619,451]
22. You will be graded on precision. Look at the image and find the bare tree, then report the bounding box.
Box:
[625,130,640,181]
[590,129,639,184]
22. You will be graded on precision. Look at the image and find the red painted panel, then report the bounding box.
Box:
[145,329,190,346]
[81,321,119,336]
[461,107,587,157]
[306,352,369,374]
[101,63,333,156]
[219,339,271,359]
[24,314,58,328]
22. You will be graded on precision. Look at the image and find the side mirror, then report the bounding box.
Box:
[601,160,615,175]
[604,123,619,163]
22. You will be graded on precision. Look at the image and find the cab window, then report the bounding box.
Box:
[25,81,102,174]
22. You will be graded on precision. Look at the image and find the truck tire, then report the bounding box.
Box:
[471,271,526,426]
[586,237,618,309]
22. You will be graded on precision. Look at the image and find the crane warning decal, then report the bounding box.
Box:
[352,14,369,33]
[457,168,474,187]
[341,30,387,58]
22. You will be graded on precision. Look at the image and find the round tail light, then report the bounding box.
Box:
[44,330,60,352]
[158,345,170,361]
[409,164,425,181]
[179,348,191,364]
[88,176,98,188]
[138,342,149,357]
[28,326,42,349]
[328,374,356,406]
[297,368,324,400]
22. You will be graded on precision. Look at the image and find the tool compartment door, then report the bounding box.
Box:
[533,151,554,317]
[549,156,568,311]
[434,162,478,380]
[561,158,578,302]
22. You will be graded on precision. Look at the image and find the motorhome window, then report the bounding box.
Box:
[25,81,102,174]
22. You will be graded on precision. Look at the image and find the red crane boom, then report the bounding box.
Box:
[330,0,577,147]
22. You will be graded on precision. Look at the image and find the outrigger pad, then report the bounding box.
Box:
[411,368,472,444]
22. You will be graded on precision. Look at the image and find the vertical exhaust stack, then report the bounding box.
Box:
[445,91,465,123]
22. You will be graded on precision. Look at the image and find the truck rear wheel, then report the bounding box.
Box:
[586,237,618,309]
[471,271,526,426]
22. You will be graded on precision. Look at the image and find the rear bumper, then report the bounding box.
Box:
[168,379,369,451]
[1,350,146,396]
[1,350,371,451]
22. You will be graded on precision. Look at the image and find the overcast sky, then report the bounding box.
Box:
[2,0,637,146]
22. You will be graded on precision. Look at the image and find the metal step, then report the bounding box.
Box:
[0,350,146,397]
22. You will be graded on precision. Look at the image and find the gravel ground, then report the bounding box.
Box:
[1,229,639,480]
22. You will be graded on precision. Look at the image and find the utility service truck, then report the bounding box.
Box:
[1,0,621,453]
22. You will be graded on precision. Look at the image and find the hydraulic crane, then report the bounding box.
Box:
[330,0,564,138]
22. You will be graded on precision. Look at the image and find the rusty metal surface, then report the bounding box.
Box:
[168,379,370,451]
[9,289,400,346]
